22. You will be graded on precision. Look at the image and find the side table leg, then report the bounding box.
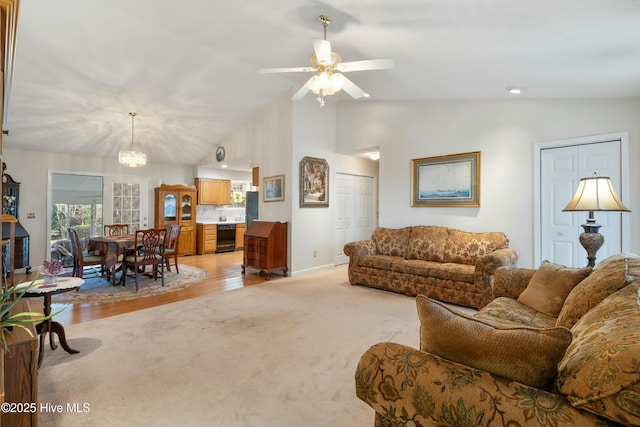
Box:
[49,321,79,355]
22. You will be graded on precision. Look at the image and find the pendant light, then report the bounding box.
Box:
[118,112,147,167]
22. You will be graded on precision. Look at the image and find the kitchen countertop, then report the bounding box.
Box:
[197,219,245,225]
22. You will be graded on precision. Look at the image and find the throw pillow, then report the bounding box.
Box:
[556,253,640,329]
[416,295,572,390]
[517,261,592,317]
[555,282,640,426]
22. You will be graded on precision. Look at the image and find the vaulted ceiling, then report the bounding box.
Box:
[4,0,640,169]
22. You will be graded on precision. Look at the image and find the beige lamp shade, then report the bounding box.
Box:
[563,175,630,212]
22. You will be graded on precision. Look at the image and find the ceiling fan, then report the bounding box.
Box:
[259,15,393,106]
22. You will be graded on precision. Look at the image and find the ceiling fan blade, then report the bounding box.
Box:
[334,74,366,99]
[313,39,332,65]
[336,58,394,72]
[258,66,315,74]
[291,77,314,100]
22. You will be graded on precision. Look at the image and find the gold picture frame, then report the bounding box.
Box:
[263,174,284,202]
[411,151,480,207]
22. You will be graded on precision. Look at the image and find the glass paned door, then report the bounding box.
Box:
[103,176,149,233]
[49,173,104,265]
[113,182,142,232]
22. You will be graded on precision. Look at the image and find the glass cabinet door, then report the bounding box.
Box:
[181,193,192,221]
[163,193,177,221]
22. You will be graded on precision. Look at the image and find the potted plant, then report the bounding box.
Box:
[1,276,58,407]
[40,259,64,285]
[1,277,51,350]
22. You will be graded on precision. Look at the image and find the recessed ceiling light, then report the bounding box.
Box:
[508,87,522,95]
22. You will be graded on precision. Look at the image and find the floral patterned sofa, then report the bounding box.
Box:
[355,253,640,427]
[343,226,517,308]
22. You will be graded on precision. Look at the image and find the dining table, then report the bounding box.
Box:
[89,234,136,285]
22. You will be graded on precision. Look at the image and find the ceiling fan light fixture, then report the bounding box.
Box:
[259,14,393,106]
[119,112,147,167]
[309,72,342,95]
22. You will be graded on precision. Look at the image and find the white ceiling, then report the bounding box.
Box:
[4,0,640,169]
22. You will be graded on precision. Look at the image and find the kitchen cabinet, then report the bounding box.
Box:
[242,221,287,280]
[154,184,197,255]
[235,223,245,250]
[196,224,217,255]
[195,178,230,205]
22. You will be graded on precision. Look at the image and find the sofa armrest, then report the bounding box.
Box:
[493,266,536,299]
[344,240,376,260]
[356,342,608,427]
[473,248,518,306]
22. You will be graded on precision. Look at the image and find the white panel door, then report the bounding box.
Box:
[335,173,375,265]
[540,140,622,267]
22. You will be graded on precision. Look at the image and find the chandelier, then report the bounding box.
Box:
[118,112,147,167]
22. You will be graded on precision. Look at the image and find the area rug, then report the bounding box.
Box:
[50,264,208,304]
[38,265,420,427]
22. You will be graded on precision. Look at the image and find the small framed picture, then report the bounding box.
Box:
[411,151,480,207]
[263,174,284,202]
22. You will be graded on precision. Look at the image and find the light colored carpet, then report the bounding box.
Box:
[38,265,420,427]
[50,264,208,304]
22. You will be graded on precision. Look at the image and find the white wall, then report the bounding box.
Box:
[336,98,640,268]
[1,147,194,268]
[205,93,379,275]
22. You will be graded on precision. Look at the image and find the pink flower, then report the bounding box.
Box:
[41,259,64,276]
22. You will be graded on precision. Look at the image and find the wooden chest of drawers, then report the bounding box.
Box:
[241,221,287,280]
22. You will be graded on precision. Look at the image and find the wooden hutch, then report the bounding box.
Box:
[154,184,197,256]
[242,220,288,280]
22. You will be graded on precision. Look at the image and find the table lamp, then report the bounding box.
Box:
[563,173,630,267]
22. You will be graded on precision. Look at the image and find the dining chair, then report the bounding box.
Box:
[104,223,129,236]
[120,228,166,291]
[68,228,104,279]
[163,224,181,274]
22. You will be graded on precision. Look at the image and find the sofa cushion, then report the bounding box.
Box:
[555,282,640,426]
[390,259,439,276]
[358,255,397,270]
[442,229,508,265]
[371,227,412,258]
[427,263,475,284]
[406,226,449,262]
[557,253,640,329]
[474,297,557,329]
[517,261,592,318]
[416,295,572,390]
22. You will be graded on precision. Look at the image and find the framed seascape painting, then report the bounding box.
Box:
[411,151,480,207]
[263,174,284,202]
[299,156,329,208]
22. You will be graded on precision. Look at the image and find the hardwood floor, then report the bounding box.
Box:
[12,251,282,326]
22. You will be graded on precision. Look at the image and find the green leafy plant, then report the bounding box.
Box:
[1,276,62,350]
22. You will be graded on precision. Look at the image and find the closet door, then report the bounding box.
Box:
[335,173,375,265]
[540,140,622,268]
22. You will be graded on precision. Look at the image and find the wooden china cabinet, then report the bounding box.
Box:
[154,184,197,256]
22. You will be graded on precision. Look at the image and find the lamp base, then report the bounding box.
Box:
[579,221,603,268]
